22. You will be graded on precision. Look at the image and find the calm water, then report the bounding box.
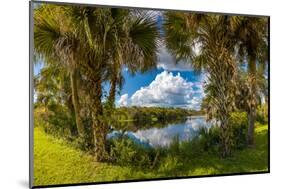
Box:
[107,116,214,148]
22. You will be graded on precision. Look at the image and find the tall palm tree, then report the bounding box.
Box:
[56,6,159,161]
[164,13,238,157]
[230,17,268,145]
[34,5,112,161]
[35,4,159,161]
[34,5,85,137]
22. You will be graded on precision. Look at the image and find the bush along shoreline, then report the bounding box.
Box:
[35,108,268,171]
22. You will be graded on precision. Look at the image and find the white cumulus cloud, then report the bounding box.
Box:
[118,94,129,107]
[129,71,204,109]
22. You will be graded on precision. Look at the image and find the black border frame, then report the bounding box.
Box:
[29,1,270,188]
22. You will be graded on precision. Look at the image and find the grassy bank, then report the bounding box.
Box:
[34,124,268,186]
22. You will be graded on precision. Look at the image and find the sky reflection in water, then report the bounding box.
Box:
[108,116,214,148]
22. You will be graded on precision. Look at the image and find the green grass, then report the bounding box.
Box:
[34,127,157,186]
[34,124,268,186]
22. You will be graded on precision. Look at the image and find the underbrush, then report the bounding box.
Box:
[35,106,264,171]
[108,136,156,168]
[256,104,268,124]
[34,105,94,152]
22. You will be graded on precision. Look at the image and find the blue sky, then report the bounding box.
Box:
[112,54,206,110]
[116,68,202,98]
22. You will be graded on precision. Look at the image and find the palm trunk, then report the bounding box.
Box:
[91,73,108,162]
[220,120,231,157]
[69,113,79,136]
[218,86,233,158]
[65,91,79,137]
[247,108,256,145]
[68,99,79,137]
[247,58,257,146]
[207,42,237,158]
[70,69,84,137]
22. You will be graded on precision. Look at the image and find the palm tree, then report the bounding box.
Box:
[230,17,268,145]
[34,4,159,161]
[34,5,85,137]
[35,5,113,161]
[105,10,159,111]
[163,13,238,156]
[37,6,159,161]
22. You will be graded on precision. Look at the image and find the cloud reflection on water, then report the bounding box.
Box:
[108,116,213,148]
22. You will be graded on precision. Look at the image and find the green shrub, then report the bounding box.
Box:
[34,103,76,138]
[109,136,155,168]
[178,112,248,158]
[169,135,180,155]
[229,112,248,149]
[198,126,220,153]
[34,104,95,152]
[72,125,94,152]
[256,104,268,124]
[178,138,202,158]
[34,107,48,128]
[159,155,183,173]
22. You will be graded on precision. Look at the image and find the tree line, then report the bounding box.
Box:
[115,106,203,120]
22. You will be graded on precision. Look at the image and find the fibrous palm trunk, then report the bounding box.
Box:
[70,69,85,137]
[220,117,232,157]
[247,58,257,146]
[205,40,237,157]
[64,88,79,137]
[90,72,108,162]
[247,108,256,145]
